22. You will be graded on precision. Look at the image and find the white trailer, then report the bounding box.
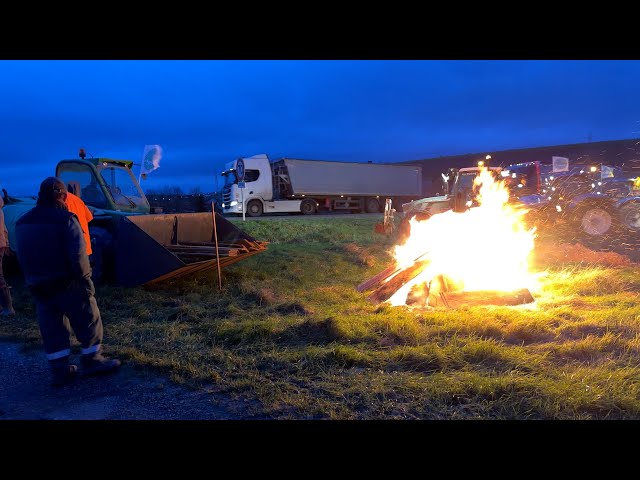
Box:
[220,154,423,217]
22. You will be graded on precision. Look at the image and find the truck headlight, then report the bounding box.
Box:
[230,201,238,207]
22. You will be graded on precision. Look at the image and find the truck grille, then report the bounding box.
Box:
[222,185,232,204]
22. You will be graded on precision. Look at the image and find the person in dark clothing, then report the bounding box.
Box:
[0,196,15,316]
[15,177,120,386]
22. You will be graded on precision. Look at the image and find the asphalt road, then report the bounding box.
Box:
[0,341,265,420]
[228,212,386,221]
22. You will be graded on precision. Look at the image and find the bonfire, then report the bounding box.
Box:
[361,167,543,308]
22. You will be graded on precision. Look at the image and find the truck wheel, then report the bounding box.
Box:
[365,198,380,213]
[574,205,617,251]
[246,200,263,217]
[300,199,317,215]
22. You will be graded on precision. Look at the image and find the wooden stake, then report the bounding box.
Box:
[212,202,222,290]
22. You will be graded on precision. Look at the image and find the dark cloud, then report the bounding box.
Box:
[1,60,639,195]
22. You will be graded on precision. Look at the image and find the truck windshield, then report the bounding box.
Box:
[221,168,258,186]
[222,170,238,186]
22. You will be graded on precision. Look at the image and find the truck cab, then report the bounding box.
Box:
[221,154,277,216]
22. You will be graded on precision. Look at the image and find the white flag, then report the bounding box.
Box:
[140,145,162,178]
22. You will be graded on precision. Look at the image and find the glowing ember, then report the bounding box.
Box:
[388,167,540,306]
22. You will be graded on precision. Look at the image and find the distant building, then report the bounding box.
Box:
[399,137,640,196]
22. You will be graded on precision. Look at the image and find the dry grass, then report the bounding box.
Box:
[535,240,633,267]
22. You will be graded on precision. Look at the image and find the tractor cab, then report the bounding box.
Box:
[401,165,502,221]
[56,151,150,215]
[450,166,503,212]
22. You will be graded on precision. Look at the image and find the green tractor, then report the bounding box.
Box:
[4,150,267,287]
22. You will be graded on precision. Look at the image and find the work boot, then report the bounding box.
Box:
[0,286,14,316]
[49,358,78,387]
[81,352,121,377]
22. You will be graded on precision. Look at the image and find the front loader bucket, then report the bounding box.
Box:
[114,212,267,287]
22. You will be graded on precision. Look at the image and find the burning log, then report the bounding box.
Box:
[356,264,401,293]
[359,263,535,308]
[406,281,429,306]
[366,260,429,304]
[424,273,534,308]
[425,274,463,307]
[357,248,432,294]
[435,288,534,308]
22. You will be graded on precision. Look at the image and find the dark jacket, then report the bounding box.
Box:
[0,196,8,249]
[15,205,91,296]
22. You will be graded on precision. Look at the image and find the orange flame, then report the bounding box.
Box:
[388,167,540,306]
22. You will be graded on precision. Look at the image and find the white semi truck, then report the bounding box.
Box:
[220,154,424,217]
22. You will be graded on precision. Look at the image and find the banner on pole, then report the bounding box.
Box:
[140,145,162,179]
[601,165,615,179]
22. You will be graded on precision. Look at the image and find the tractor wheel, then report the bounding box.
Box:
[300,199,317,215]
[89,226,114,284]
[573,204,618,251]
[397,217,412,244]
[618,201,640,232]
[414,212,431,222]
[615,201,640,254]
[246,200,263,217]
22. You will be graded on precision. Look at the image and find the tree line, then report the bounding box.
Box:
[144,186,222,213]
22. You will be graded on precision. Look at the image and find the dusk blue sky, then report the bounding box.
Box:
[1,60,639,196]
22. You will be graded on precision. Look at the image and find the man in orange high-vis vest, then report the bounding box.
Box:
[65,191,93,256]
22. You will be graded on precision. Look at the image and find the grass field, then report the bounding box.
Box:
[2,215,640,419]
